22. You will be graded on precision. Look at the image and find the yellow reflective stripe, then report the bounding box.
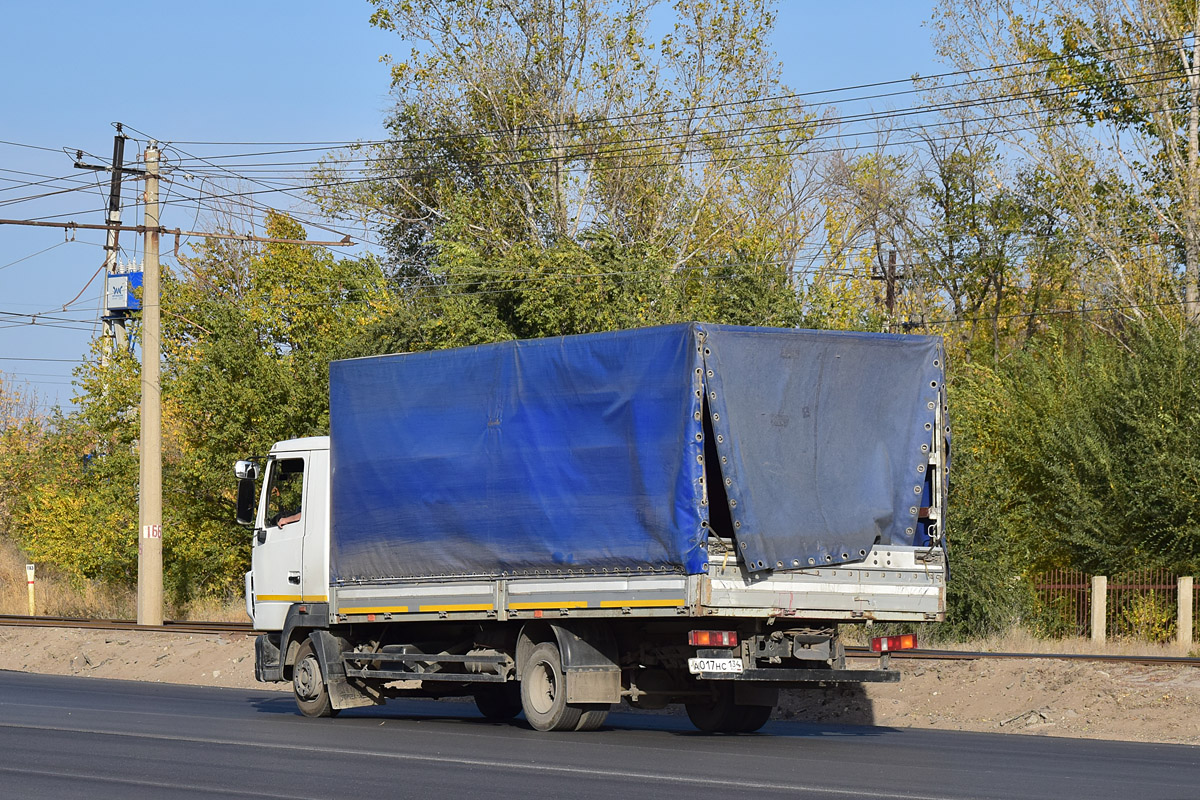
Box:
[255,594,328,602]
[418,603,493,612]
[339,605,408,614]
[331,599,686,613]
[598,599,686,608]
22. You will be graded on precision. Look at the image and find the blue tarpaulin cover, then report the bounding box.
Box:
[329,323,944,583]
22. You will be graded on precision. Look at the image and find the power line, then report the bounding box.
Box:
[0,309,96,324]
[160,32,1194,160]
[139,67,1189,220]
[0,241,70,272]
[1,38,1184,263]
[0,138,72,154]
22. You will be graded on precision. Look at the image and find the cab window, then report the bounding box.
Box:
[266,458,305,528]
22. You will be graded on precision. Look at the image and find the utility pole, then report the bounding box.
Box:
[872,250,900,332]
[885,249,898,323]
[103,127,127,356]
[138,142,163,626]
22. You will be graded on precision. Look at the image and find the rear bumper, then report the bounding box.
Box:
[695,667,900,684]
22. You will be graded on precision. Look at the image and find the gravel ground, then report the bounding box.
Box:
[2,625,1197,745]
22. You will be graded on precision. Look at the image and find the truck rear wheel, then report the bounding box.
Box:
[520,641,609,732]
[293,639,338,718]
[734,703,773,733]
[685,684,771,733]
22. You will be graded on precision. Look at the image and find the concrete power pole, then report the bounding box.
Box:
[137,142,163,626]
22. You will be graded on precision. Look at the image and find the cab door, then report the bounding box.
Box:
[250,455,307,630]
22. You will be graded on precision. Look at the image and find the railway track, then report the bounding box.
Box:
[844,645,1200,667]
[2,614,1196,667]
[0,614,253,636]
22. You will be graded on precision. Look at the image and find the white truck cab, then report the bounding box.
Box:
[241,437,330,631]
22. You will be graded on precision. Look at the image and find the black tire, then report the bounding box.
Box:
[685,683,740,733]
[573,706,610,732]
[293,639,338,718]
[734,703,773,733]
[685,683,770,733]
[474,683,523,720]
[519,642,610,732]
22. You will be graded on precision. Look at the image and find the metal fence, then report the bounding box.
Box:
[1106,569,1178,643]
[1032,568,1091,638]
[1033,569,1196,643]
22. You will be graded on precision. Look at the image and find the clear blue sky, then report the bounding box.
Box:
[0,1,939,410]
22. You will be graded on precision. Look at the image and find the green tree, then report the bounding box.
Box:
[6,214,390,604]
[157,213,389,601]
[0,349,140,588]
[952,321,1200,579]
[317,0,818,346]
[934,0,1200,327]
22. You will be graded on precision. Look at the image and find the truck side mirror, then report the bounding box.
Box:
[236,477,258,527]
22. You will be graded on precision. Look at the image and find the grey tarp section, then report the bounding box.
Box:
[700,325,944,572]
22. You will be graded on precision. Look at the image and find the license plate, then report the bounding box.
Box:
[688,657,744,674]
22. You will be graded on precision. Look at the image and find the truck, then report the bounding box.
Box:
[237,322,948,732]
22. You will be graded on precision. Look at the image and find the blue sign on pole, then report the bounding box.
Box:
[104,271,143,312]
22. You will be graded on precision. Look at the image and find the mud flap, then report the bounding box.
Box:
[308,630,384,711]
[554,623,621,704]
[254,634,283,683]
[518,621,621,704]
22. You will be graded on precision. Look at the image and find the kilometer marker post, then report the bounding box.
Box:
[25,564,34,615]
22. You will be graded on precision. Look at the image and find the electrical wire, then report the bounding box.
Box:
[3,39,1188,248]
[162,32,1196,161]
[0,138,71,154]
[1,34,1193,356]
[121,124,361,242]
[144,67,1192,220]
[0,241,69,272]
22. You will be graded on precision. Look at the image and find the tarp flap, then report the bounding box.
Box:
[330,325,707,582]
[701,325,943,571]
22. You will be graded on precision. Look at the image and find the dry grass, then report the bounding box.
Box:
[178,595,250,623]
[0,537,249,622]
[0,538,135,618]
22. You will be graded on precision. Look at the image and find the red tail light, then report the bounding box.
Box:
[687,630,738,647]
[871,634,918,652]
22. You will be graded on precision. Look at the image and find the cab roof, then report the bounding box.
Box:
[271,436,329,454]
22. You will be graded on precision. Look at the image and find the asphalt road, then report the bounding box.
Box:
[0,670,1197,800]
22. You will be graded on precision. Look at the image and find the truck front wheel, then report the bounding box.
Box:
[293,639,338,718]
[520,642,608,732]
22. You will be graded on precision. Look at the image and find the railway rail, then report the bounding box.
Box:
[0,614,253,637]
[844,645,1200,667]
[2,614,1197,667]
